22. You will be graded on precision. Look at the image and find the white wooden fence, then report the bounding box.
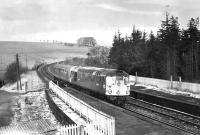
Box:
[57,124,80,135]
[130,75,200,94]
[49,81,115,135]
[57,123,111,135]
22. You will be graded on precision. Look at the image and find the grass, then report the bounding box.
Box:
[0,91,15,127]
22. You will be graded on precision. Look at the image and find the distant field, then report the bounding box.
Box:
[0,41,89,79]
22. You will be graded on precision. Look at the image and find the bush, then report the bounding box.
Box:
[4,62,28,82]
[0,79,5,87]
[64,57,85,66]
[85,46,110,68]
[64,46,111,68]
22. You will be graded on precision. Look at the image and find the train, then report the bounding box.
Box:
[49,63,130,105]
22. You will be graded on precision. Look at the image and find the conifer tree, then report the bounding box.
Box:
[158,12,180,79]
[181,18,200,81]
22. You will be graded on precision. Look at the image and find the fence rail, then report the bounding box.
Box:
[49,81,115,135]
[130,75,200,94]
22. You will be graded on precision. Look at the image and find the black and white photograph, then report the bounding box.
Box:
[0,0,200,134]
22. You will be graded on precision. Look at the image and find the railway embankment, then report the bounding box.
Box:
[0,90,15,127]
[0,71,58,134]
[45,90,75,125]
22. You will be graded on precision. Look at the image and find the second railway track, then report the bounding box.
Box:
[39,63,200,135]
[125,97,200,135]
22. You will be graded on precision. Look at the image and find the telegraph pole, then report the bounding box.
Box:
[16,54,22,90]
[16,54,19,90]
[0,56,2,64]
[26,55,28,68]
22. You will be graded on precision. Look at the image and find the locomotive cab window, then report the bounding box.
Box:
[116,76,123,80]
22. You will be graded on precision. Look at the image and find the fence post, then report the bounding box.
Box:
[80,102,82,117]
[113,118,115,135]
[170,75,173,89]
[25,81,28,92]
[135,72,138,84]
[79,125,85,135]
[87,107,89,122]
[179,76,182,91]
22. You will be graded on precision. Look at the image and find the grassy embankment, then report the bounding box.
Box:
[0,90,16,127]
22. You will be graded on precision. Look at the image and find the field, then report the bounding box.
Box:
[0,41,89,79]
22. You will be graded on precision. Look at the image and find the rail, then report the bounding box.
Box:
[49,81,115,135]
[125,97,200,134]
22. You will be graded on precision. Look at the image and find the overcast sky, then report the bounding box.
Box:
[0,0,200,46]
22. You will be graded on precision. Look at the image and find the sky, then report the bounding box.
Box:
[0,0,200,46]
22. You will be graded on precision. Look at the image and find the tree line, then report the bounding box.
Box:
[109,13,200,82]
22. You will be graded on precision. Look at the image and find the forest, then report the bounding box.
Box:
[108,12,200,82]
[66,12,200,83]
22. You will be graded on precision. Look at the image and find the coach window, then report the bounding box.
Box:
[95,76,98,83]
[93,73,95,82]
[89,74,92,81]
[90,74,92,81]
[86,73,89,80]
[92,75,95,82]
[100,76,102,84]
[91,74,93,81]
[82,72,85,80]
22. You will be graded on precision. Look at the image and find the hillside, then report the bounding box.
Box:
[0,41,89,79]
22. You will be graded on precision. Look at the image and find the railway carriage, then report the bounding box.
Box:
[51,63,130,105]
[52,64,72,82]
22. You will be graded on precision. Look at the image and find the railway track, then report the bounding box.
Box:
[130,89,200,117]
[38,64,54,81]
[125,97,200,134]
[39,64,200,135]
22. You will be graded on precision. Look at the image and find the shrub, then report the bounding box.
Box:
[4,62,28,82]
[0,79,5,87]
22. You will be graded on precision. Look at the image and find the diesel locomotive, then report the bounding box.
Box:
[49,63,130,105]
